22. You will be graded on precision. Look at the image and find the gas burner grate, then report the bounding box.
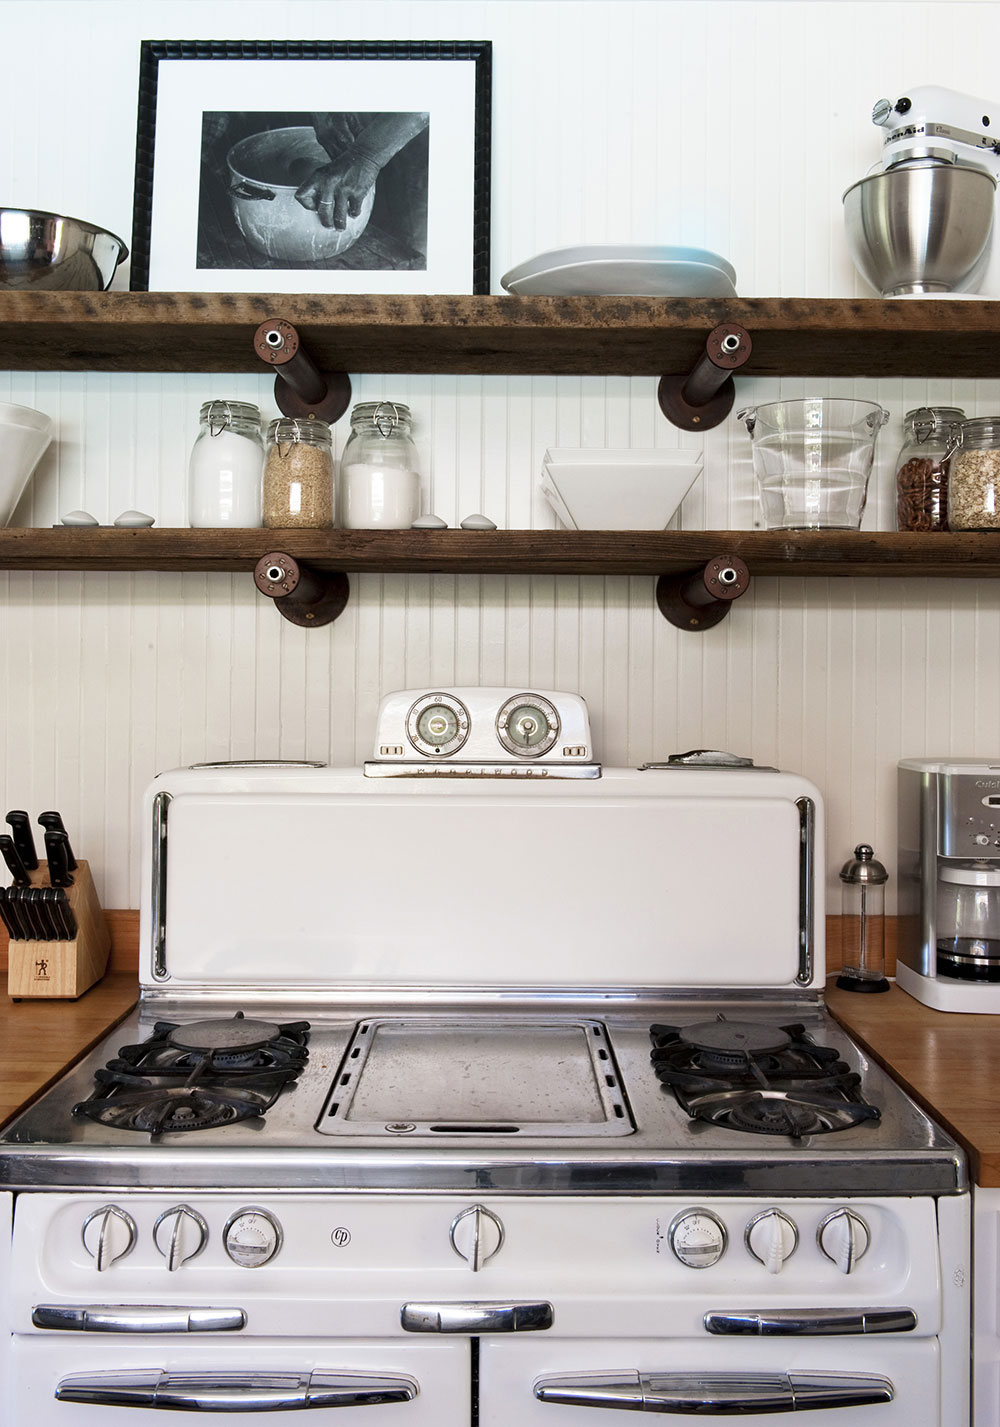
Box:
[72,1014,309,1136]
[649,1019,881,1138]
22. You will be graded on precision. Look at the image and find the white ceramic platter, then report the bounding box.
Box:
[501,245,737,297]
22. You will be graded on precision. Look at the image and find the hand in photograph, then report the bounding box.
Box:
[295,112,430,229]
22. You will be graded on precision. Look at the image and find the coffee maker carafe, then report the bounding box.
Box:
[898,758,1000,1012]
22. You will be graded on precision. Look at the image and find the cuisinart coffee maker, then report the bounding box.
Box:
[898,758,1000,1012]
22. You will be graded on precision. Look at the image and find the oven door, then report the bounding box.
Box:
[9,1338,468,1424]
[480,1338,943,1425]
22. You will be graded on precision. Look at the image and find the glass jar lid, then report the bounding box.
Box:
[199,400,262,434]
[956,416,1000,448]
[266,416,333,446]
[350,401,412,437]
[903,406,966,439]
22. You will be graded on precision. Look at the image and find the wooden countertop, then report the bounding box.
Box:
[0,909,139,1131]
[0,972,138,1129]
[826,979,1000,1188]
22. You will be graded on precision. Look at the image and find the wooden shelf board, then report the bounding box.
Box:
[2,291,1000,377]
[1,528,1000,578]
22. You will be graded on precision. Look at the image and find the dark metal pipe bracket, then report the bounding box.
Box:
[253,552,350,628]
[254,318,352,424]
[656,554,751,631]
[657,323,753,431]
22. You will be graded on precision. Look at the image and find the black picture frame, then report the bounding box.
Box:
[131,39,492,294]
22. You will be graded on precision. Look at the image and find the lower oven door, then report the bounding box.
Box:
[480,1338,942,1425]
[9,1338,468,1424]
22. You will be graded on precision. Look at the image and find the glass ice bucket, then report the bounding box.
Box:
[738,398,889,530]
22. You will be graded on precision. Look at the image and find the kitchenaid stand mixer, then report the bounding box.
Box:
[844,85,1000,298]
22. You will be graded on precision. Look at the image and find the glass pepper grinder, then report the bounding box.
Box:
[837,843,890,993]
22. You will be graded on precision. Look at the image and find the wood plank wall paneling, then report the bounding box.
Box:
[3,1,1000,924]
[1,914,893,982]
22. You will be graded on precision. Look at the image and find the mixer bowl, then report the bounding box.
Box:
[843,162,996,296]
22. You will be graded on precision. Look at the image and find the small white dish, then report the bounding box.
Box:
[114,510,155,528]
[411,514,449,529]
[60,510,99,527]
[540,449,702,531]
[501,245,736,297]
[460,514,497,530]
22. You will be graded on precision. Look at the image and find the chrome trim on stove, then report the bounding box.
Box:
[32,1304,246,1333]
[55,1369,418,1411]
[796,797,815,985]
[704,1308,918,1335]
[150,791,170,980]
[401,1300,553,1333]
[532,1370,894,1413]
[362,760,601,778]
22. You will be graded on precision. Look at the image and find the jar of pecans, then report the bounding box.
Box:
[894,406,965,532]
[948,418,1000,531]
[262,417,334,529]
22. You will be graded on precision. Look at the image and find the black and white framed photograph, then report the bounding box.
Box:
[131,40,491,294]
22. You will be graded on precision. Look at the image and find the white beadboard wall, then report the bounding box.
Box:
[1,0,1000,913]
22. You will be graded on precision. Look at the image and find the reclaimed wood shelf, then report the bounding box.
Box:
[1,290,1000,377]
[1,528,999,578]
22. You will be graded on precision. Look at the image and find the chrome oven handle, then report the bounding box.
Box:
[704,1307,918,1335]
[55,1370,418,1411]
[533,1370,894,1413]
[33,1304,247,1333]
[401,1300,553,1333]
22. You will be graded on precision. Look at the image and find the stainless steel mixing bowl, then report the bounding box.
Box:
[0,208,128,291]
[843,162,996,296]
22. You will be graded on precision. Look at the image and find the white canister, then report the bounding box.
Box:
[188,400,264,528]
[340,401,420,529]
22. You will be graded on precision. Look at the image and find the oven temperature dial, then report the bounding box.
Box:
[223,1208,283,1268]
[817,1209,871,1274]
[745,1208,799,1273]
[82,1205,137,1271]
[667,1209,728,1268]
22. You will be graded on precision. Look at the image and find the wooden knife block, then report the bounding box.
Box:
[7,859,111,1000]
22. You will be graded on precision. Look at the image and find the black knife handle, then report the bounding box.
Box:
[5,811,38,870]
[52,887,78,941]
[0,888,16,939]
[6,889,33,940]
[37,812,77,870]
[0,834,30,888]
[44,830,73,888]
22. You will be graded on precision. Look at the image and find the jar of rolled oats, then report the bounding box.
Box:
[948,418,1000,531]
[262,417,334,529]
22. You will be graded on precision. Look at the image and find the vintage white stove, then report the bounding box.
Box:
[0,690,970,1424]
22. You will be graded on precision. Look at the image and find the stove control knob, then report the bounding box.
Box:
[745,1209,799,1274]
[223,1207,283,1268]
[82,1205,137,1271]
[667,1209,728,1269]
[450,1204,505,1271]
[153,1205,209,1271]
[818,1209,871,1274]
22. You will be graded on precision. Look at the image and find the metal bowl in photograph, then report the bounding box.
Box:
[0,208,128,291]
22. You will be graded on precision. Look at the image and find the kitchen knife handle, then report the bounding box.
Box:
[5,810,38,869]
[38,811,77,869]
[0,833,31,887]
[44,830,73,888]
[0,888,17,939]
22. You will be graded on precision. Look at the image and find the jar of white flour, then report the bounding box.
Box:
[340,402,420,529]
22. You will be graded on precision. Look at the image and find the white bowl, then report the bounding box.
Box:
[540,449,701,530]
[0,403,53,525]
